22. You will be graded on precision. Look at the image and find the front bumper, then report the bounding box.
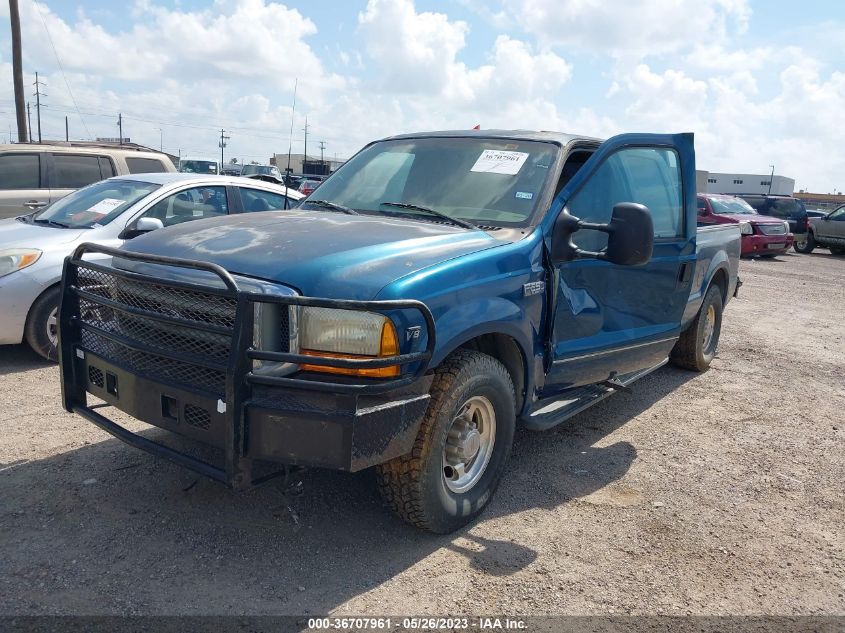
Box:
[741,232,794,256]
[59,243,436,489]
[0,268,45,345]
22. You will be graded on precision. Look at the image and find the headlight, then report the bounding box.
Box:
[0,248,42,278]
[739,222,753,235]
[300,307,399,378]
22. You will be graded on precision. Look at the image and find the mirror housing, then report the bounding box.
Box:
[135,217,164,233]
[552,202,654,266]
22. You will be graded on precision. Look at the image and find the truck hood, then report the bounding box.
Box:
[0,217,88,249]
[124,210,504,299]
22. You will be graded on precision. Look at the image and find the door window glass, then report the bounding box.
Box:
[139,185,228,226]
[0,154,41,189]
[126,157,168,174]
[239,187,294,211]
[829,206,845,221]
[53,154,104,188]
[567,147,683,251]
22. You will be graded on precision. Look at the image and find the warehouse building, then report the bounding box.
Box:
[703,172,794,196]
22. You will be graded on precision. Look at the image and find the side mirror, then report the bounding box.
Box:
[552,202,654,266]
[135,217,164,233]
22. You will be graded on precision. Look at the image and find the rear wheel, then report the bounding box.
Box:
[670,284,723,372]
[794,232,815,253]
[376,350,515,533]
[24,286,61,361]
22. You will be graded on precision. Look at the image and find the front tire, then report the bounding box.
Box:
[670,284,723,372]
[794,232,815,253]
[24,286,61,361]
[376,350,515,533]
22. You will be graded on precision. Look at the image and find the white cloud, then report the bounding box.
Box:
[16,0,344,98]
[499,0,752,58]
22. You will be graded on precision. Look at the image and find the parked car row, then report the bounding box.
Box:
[0,173,304,360]
[0,143,177,220]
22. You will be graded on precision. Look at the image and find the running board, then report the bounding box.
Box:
[521,359,668,431]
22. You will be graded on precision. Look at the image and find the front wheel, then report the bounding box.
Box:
[376,350,515,533]
[794,232,815,254]
[670,284,723,372]
[24,286,61,361]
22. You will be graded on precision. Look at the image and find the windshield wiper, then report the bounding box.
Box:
[32,218,73,229]
[303,199,359,215]
[379,202,477,230]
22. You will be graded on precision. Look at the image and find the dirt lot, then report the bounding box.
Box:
[0,251,843,617]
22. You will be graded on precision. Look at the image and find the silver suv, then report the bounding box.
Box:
[0,143,176,219]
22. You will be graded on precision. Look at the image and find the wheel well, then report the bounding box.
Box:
[710,267,728,303]
[458,333,526,413]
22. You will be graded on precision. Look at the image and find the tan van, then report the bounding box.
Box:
[0,143,176,219]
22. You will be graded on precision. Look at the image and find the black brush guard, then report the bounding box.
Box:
[59,243,436,489]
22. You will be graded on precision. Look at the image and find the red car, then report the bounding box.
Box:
[298,179,322,196]
[697,193,794,257]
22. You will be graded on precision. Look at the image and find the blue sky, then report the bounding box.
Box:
[1,0,843,190]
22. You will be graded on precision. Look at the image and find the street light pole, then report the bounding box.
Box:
[767,165,775,195]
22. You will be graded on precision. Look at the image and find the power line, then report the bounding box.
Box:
[32,0,92,139]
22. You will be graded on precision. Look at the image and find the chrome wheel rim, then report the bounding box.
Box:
[442,395,496,494]
[795,235,807,249]
[46,307,58,347]
[702,304,716,353]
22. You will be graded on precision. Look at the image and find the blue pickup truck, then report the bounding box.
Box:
[58,130,740,533]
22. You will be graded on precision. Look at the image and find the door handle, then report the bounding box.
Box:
[23,200,47,209]
[676,262,693,288]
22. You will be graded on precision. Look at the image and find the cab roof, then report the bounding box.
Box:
[380,129,602,147]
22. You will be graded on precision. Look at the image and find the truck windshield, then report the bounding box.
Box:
[710,198,757,215]
[309,137,559,228]
[33,179,160,228]
[180,160,218,174]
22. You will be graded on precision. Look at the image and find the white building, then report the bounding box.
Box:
[703,172,794,196]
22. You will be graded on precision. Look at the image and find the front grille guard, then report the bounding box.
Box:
[58,242,436,488]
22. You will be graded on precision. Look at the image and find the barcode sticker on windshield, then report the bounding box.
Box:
[86,198,125,214]
[470,150,529,175]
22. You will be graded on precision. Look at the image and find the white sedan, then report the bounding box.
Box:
[0,173,304,360]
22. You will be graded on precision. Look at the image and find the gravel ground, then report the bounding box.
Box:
[0,250,843,617]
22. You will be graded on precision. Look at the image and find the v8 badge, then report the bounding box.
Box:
[405,326,422,342]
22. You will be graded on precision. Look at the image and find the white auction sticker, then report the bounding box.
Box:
[470,149,529,175]
[86,198,125,214]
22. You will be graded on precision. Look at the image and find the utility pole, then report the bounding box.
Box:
[302,116,309,175]
[10,0,28,142]
[767,165,775,195]
[33,72,46,143]
[65,116,68,141]
[218,129,230,169]
[117,113,123,144]
[26,102,32,143]
[319,140,326,167]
